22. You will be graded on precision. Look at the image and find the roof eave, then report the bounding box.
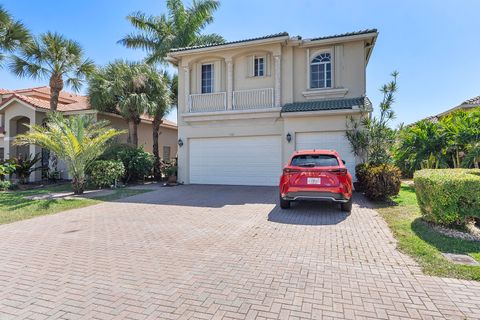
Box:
[167,35,290,57]
[300,31,378,48]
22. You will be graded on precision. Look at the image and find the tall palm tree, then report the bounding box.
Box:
[9,32,94,110]
[88,61,160,147]
[119,0,225,64]
[15,113,124,194]
[143,69,172,179]
[0,5,30,66]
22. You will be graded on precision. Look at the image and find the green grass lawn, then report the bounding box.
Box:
[0,184,152,225]
[377,184,480,281]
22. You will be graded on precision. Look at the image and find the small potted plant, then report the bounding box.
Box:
[165,165,177,185]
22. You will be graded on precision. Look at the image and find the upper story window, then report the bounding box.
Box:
[201,63,214,93]
[254,56,265,77]
[310,52,332,89]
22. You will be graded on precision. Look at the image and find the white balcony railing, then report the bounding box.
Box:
[189,92,226,112]
[233,88,274,110]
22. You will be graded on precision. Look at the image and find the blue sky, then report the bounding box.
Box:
[1,0,479,125]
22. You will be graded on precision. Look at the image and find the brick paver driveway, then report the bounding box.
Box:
[1,185,480,320]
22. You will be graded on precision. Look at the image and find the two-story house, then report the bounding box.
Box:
[167,29,377,186]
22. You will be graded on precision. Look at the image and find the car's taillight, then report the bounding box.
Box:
[329,168,347,175]
[283,168,300,174]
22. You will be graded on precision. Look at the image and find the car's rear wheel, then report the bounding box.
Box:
[340,198,352,212]
[279,196,291,209]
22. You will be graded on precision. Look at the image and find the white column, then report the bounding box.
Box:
[183,66,190,112]
[226,59,233,110]
[274,55,281,107]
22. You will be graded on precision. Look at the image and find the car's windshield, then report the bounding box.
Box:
[290,154,339,167]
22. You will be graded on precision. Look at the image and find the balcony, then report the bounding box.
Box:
[233,88,274,110]
[188,88,275,113]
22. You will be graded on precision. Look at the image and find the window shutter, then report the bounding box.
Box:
[266,54,271,76]
[246,55,254,77]
[196,63,202,93]
[214,61,221,92]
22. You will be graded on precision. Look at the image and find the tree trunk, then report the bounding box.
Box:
[72,175,85,195]
[132,121,139,147]
[152,113,163,180]
[49,75,63,111]
[127,120,134,145]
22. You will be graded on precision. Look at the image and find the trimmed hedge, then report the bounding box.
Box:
[363,164,401,200]
[89,160,125,188]
[414,169,480,225]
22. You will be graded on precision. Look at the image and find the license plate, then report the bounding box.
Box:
[307,178,321,185]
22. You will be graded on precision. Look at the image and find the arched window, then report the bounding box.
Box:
[310,52,332,89]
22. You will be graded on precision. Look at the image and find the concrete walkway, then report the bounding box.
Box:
[0,185,479,319]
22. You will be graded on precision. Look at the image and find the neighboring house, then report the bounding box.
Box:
[424,95,480,122]
[0,86,178,181]
[167,29,377,186]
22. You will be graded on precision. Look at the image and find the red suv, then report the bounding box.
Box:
[279,150,353,212]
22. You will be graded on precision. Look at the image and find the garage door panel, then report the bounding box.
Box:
[295,132,357,180]
[189,136,281,186]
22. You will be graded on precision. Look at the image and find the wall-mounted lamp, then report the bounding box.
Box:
[178,139,184,147]
[286,133,292,143]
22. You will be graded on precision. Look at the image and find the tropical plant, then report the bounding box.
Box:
[89,61,160,146]
[393,107,480,175]
[0,5,30,66]
[10,153,42,184]
[144,70,172,179]
[0,161,16,180]
[88,160,125,188]
[9,32,94,110]
[119,0,225,64]
[346,71,398,165]
[14,113,125,194]
[100,144,153,183]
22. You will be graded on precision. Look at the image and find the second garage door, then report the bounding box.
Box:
[296,131,357,180]
[189,136,282,186]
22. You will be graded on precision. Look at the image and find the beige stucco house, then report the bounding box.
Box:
[167,29,377,186]
[423,95,480,123]
[0,86,178,181]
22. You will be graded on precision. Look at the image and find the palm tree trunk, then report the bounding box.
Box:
[152,114,163,180]
[72,175,85,195]
[132,121,139,147]
[49,75,63,111]
[127,120,134,145]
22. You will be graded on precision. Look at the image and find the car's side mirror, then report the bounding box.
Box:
[342,160,346,165]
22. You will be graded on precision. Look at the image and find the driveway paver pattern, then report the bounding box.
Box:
[0,185,479,320]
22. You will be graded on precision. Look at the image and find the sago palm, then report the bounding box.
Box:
[119,0,225,64]
[14,113,125,194]
[9,32,94,110]
[0,5,30,66]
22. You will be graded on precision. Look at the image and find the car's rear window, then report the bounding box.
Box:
[290,154,339,167]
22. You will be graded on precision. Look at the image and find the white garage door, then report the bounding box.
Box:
[189,136,282,186]
[296,131,357,180]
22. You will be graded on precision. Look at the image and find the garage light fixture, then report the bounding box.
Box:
[178,139,184,147]
[286,133,292,143]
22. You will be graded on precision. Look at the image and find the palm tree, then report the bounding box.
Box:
[0,5,30,66]
[9,32,94,111]
[88,61,160,147]
[14,113,125,194]
[119,0,225,64]
[143,69,172,179]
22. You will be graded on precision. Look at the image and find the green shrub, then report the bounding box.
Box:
[101,144,153,183]
[355,163,369,191]
[364,164,402,200]
[88,160,125,188]
[414,169,480,225]
[0,180,11,191]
